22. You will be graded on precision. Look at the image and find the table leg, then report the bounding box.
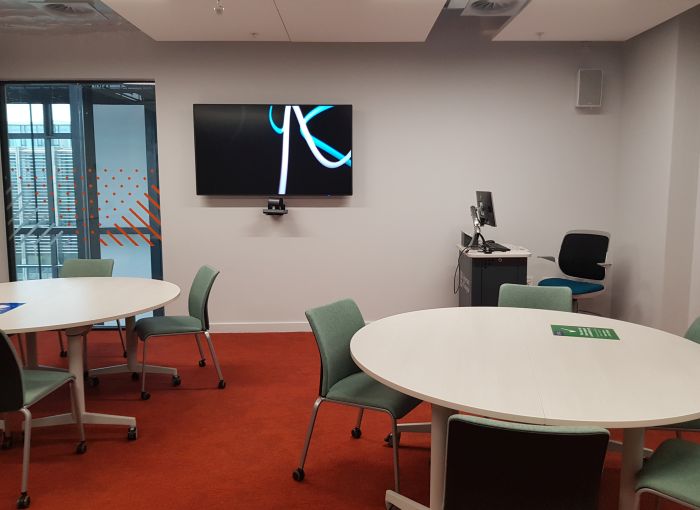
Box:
[89,315,178,378]
[431,404,457,509]
[31,326,136,431]
[24,332,38,368]
[619,428,644,510]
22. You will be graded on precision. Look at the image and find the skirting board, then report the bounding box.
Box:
[210,322,311,333]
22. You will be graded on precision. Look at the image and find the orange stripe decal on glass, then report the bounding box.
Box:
[122,216,154,247]
[129,208,162,241]
[99,238,108,247]
[145,193,160,210]
[151,184,160,195]
[107,231,124,247]
[114,224,138,246]
[137,200,161,225]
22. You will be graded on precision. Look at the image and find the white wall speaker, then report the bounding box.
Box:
[576,69,603,108]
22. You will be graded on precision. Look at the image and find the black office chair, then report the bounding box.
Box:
[386,414,609,510]
[538,230,611,312]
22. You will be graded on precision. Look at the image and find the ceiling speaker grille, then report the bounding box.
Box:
[462,0,529,17]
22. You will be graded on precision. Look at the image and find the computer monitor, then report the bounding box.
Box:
[476,191,496,227]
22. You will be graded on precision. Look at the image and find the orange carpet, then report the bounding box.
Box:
[0,330,693,509]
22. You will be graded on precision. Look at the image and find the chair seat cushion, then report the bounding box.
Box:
[23,369,74,407]
[135,316,203,340]
[539,278,604,296]
[636,439,700,506]
[326,372,421,419]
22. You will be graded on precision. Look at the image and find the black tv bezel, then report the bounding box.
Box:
[192,103,353,197]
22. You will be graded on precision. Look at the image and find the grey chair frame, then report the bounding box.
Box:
[0,331,86,508]
[294,299,429,494]
[136,265,224,400]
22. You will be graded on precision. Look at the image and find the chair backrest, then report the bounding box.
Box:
[498,283,572,312]
[558,230,610,281]
[59,258,114,278]
[685,316,700,344]
[305,299,365,397]
[443,415,609,510]
[0,331,24,413]
[188,265,220,330]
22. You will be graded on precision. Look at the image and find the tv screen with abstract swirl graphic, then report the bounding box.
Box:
[193,104,352,196]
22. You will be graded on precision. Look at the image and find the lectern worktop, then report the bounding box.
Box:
[457,244,531,307]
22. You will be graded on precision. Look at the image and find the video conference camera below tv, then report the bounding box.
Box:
[466,191,509,253]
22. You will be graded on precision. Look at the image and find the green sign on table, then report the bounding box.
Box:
[551,324,619,340]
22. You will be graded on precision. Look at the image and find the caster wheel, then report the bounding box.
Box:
[384,433,401,448]
[76,441,87,454]
[140,391,150,401]
[218,380,226,389]
[127,427,138,441]
[198,359,206,368]
[172,375,181,387]
[351,427,362,439]
[131,372,139,381]
[1,433,13,450]
[59,350,68,358]
[122,351,127,358]
[88,376,99,388]
[16,492,30,509]
[292,468,305,482]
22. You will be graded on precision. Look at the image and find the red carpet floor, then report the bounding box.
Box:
[0,330,695,509]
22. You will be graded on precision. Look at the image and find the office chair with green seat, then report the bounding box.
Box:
[654,316,700,437]
[57,258,126,362]
[634,438,700,509]
[386,414,609,510]
[293,298,428,494]
[134,265,224,400]
[498,283,573,312]
[0,330,86,509]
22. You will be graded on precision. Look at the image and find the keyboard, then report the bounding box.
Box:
[484,240,510,252]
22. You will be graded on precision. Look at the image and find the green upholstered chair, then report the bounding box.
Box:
[0,330,86,509]
[386,414,609,510]
[655,316,700,436]
[57,258,125,363]
[134,265,224,400]
[498,283,573,312]
[634,438,700,509]
[293,299,427,494]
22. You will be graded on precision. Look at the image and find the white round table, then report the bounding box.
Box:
[351,307,700,510]
[0,277,180,435]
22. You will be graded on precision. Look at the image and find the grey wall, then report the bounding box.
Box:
[0,14,624,329]
[613,8,700,333]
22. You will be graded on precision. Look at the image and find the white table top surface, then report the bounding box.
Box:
[0,277,181,334]
[457,244,531,258]
[351,307,700,428]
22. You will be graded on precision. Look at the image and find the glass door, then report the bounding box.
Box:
[1,82,162,286]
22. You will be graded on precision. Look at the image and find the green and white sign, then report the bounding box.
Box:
[551,325,619,340]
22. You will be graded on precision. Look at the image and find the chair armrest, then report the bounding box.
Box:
[385,491,429,510]
[538,256,556,263]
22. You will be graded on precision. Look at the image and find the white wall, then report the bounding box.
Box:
[0,14,623,329]
[613,7,700,334]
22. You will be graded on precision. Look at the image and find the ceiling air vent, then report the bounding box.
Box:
[461,0,529,17]
[29,1,107,19]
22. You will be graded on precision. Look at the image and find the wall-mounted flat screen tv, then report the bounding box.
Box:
[193,104,352,196]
